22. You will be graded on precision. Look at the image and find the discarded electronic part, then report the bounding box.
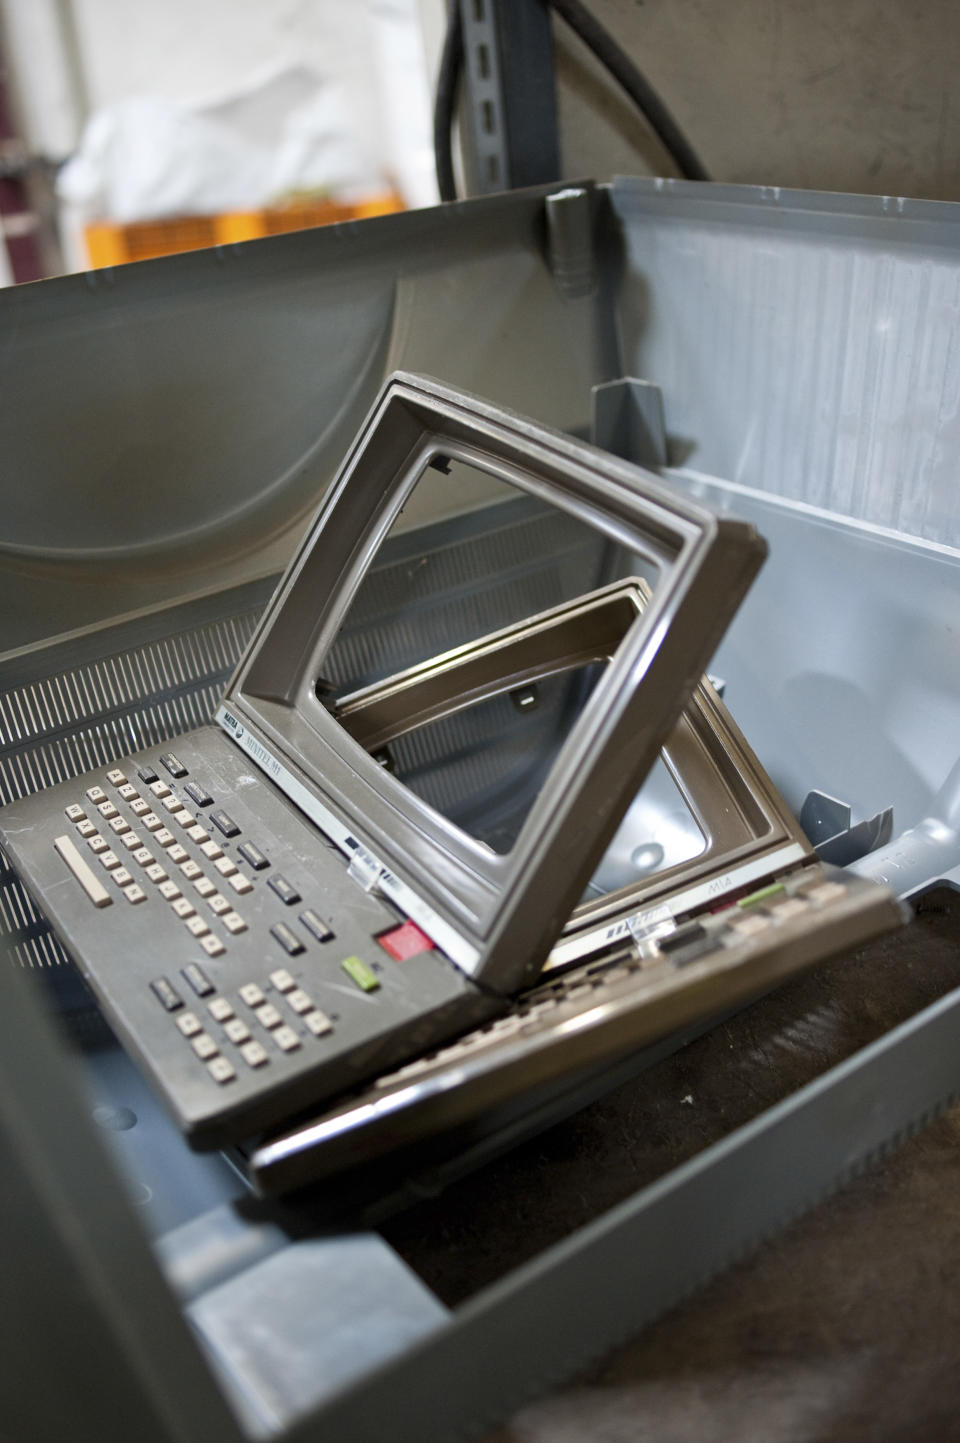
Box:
[0,372,771,1148]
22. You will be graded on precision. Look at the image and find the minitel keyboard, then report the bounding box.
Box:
[0,374,902,1164]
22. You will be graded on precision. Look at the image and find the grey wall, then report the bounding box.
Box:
[556,0,960,202]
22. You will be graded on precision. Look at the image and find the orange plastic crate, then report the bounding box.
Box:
[84,193,404,268]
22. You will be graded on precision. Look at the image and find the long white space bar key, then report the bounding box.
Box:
[54,834,112,908]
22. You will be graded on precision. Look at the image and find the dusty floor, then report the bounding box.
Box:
[379,888,960,1441]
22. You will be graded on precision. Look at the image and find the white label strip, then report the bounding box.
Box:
[216,707,480,971]
[545,842,808,971]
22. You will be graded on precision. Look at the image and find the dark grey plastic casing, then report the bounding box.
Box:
[221,373,767,993]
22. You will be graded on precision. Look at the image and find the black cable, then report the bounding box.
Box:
[433,0,710,200]
[433,2,462,202]
[549,0,710,182]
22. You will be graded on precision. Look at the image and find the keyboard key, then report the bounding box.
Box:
[210,809,240,838]
[200,839,223,861]
[304,1009,333,1037]
[123,884,147,905]
[172,896,195,919]
[182,962,214,996]
[130,798,151,816]
[239,982,266,1008]
[118,783,138,801]
[149,780,171,800]
[121,831,143,851]
[187,825,209,845]
[214,855,237,877]
[186,915,210,938]
[158,879,181,901]
[167,843,188,864]
[273,1025,301,1053]
[341,955,380,993]
[223,912,247,935]
[85,785,107,804]
[270,922,304,956]
[378,920,435,960]
[177,810,197,830]
[160,752,188,779]
[194,877,216,898]
[132,847,154,866]
[112,867,133,888]
[145,862,168,884]
[150,977,182,1012]
[229,873,253,895]
[299,908,333,943]
[799,879,847,907]
[180,859,202,880]
[137,764,159,785]
[99,850,120,870]
[224,1017,251,1044]
[108,815,130,835]
[287,988,313,1015]
[153,828,174,849]
[201,935,226,958]
[255,1003,283,1030]
[54,834,112,909]
[65,803,86,822]
[177,1011,202,1037]
[208,893,231,915]
[207,997,234,1023]
[142,813,162,833]
[241,1040,269,1068]
[269,968,296,992]
[76,819,97,838]
[97,801,118,821]
[162,795,184,814]
[106,768,126,786]
[87,834,109,854]
[185,781,213,809]
[268,875,301,906]
[658,922,707,955]
[238,841,269,871]
[191,1033,218,1061]
[207,1056,236,1084]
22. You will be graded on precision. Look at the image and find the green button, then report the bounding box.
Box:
[737,882,786,909]
[341,955,380,992]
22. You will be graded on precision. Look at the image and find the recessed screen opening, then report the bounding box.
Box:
[315,453,665,856]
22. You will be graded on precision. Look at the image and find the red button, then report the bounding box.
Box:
[378,921,435,960]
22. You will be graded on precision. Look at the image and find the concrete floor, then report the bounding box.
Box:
[380,888,960,1441]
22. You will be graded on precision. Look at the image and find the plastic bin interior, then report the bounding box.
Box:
[4,177,960,1441]
[3,177,959,841]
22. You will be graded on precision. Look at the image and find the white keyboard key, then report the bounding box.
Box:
[304,1009,333,1037]
[53,834,112,909]
[207,1056,236,1084]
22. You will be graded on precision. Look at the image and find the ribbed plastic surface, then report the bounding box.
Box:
[612,178,960,547]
